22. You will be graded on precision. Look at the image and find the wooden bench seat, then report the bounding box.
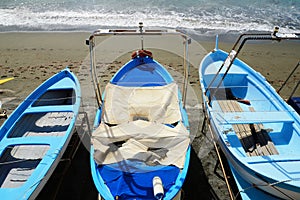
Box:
[217,100,279,157]
[214,111,293,124]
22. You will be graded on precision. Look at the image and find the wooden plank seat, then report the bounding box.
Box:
[218,100,279,157]
[214,111,293,124]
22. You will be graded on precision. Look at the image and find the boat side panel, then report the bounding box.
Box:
[209,116,300,199]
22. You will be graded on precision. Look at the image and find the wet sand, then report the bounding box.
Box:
[0,32,299,200]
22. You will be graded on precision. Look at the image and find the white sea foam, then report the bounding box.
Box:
[0,0,299,35]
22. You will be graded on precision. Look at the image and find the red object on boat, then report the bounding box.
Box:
[131,49,153,59]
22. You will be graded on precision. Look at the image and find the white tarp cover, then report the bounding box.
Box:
[92,120,190,168]
[92,82,189,168]
[102,82,182,124]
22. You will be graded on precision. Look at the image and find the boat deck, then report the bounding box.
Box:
[218,100,279,157]
[0,111,74,188]
[0,145,50,188]
[8,112,74,138]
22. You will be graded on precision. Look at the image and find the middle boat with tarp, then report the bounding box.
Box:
[86,23,192,200]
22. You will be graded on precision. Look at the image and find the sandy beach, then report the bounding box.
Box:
[1,32,299,101]
[0,32,299,200]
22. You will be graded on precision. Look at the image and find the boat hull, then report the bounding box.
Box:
[200,49,300,199]
[91,57,191,200]
[0,68,81,199]
[209,118,300,199]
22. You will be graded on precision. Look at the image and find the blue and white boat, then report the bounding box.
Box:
[86,24,191,200]
[0,68,81,199]
[199,32,300,199]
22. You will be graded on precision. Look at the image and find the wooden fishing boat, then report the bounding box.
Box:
[0,68,81,199]
[86,24,191,200]
[199,31,300,199]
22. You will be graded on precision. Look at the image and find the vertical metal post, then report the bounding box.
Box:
[277,62,300,94]
[139,22,144,50]
[288,80,300,100]
[89,37,102,107]
[182,37,191,109]
[207,123,235,200]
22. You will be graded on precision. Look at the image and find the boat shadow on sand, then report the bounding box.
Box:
[36,132,223,200]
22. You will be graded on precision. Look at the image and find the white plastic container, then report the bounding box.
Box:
[153,176,164,200]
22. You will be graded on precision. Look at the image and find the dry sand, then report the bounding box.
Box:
[0,32,299,200]
[1,32,298,106]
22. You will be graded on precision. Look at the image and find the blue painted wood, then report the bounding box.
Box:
[0,68,81,200]
[288,97,300,115]
[200,49,300,199]
[91,56,191,200]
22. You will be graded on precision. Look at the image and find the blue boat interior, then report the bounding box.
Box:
[94,56,187,199]
[32,89,76,106]
[111,57,173,87]
[0,111,74,188]
[99,160,180,199]
[0,70,79,194]
[201,50,300,158]
[7,112,74,138]
[0,145,49,188]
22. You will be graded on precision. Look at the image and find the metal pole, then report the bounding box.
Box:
[277,62,300,94]
[205,33,271,96]
[139,22,144,50]
[89,37,102,107]
[182,37,190,109]
[206,30,300,99]
[288,80,300,100]
[206,121,235,200]
[208,34,300,104]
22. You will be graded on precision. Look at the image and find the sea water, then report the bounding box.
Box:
[0,0,299,36]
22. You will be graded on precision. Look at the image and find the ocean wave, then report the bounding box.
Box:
[0,3,299,35]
